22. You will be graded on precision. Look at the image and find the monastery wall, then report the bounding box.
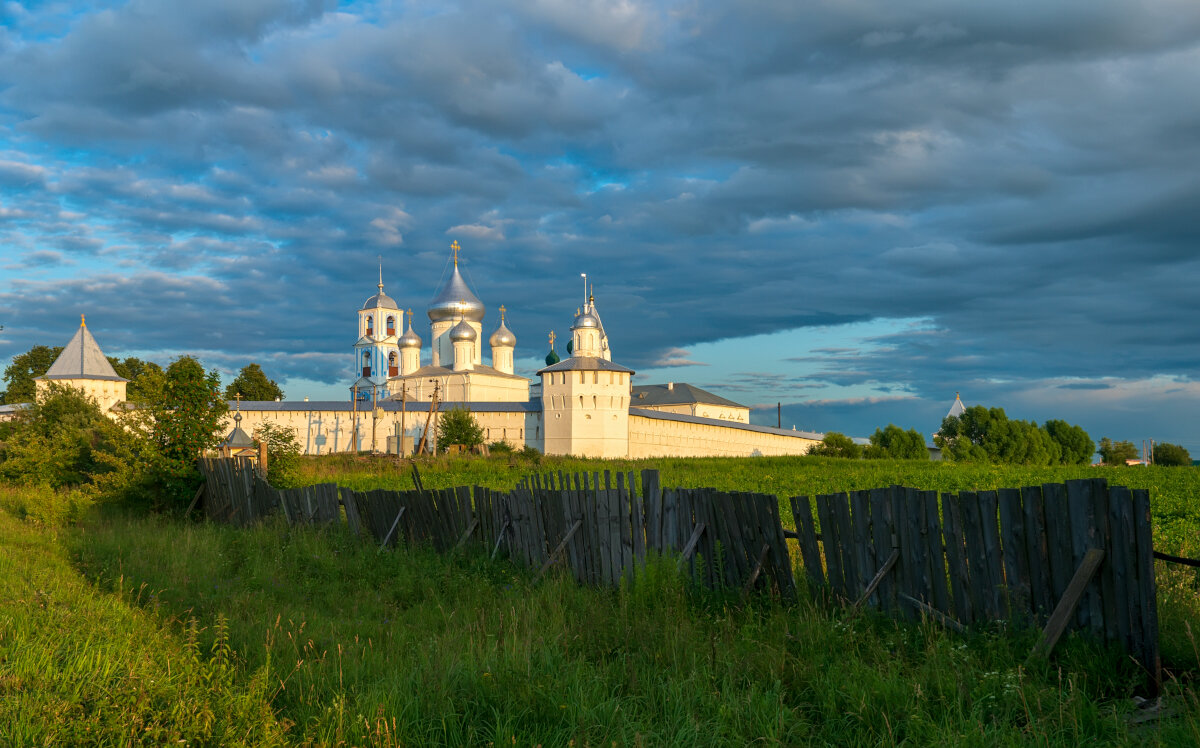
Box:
[627,409,819,458]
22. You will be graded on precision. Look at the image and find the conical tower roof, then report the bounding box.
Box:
[41,317,126,381]
[946,392,966,419]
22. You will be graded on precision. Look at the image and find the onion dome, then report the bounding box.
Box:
[399,326,422,348]
[449,318,477,342]
[545,348,561,366]
[428,243,484,322]
[566,338,573,355]
[489,305,516,347]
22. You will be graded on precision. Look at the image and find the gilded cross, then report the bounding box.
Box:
[234,392,242,410]
[548,330,556,348]
[451,240,461,266]
[407,309,414,326]
[499,304,507,321]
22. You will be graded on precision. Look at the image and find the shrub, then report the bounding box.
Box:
[808,432,862,459]
[253,422,303,488]
[1153,442,1191,467]
[436,407,484,453]
[864,424,929,460]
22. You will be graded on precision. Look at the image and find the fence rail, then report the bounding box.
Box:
[195,459,1161,691]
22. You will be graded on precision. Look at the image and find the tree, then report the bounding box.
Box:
[808,431,862,459]
[865,424,929,460]
[436,407,484,452]
[1098,438,1139,466]
[1045,420,1095,465]
[0,382,152,499]
[108,356,165,404]
[1,345,63,404]
[1153,442,1191,467]
[224,363,284,401]
[253,422,302,488]
[142,356,229,505]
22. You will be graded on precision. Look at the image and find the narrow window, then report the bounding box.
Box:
[386,315,395,336]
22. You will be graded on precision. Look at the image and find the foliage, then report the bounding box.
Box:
[252,421,302,488]
[807,431,861,458]
[936,405,1095,465]
[0,383,152,499]
[487,440,515,455]
[436,407,484,452]
[62,508,1199,745]
[0,345,62,404]
[1099,438,1139,466]
[224,363,284,402]
[1153,442,1191,467]
[140,357,229,506]
[108,356,164,404]
[1045,419,1096,465]
[864,424,929,460]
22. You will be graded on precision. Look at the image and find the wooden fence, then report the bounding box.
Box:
[790,479,1159,688]
[195,459,1160,688]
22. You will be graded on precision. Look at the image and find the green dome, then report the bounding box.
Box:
[545,349,560,366]
[566,339,573,355]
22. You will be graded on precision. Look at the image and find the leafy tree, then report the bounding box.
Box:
[141,356,229,505]
[1098,438,1139,466]
[865,424,929,460]
[1044,420,1095,465]
[1153,442,1191,467]
[0,382,152,499]
[224,363,284,401]
[108,357,165,404]
[253,422,302,488]
[808,431,862,459]
[436,407,484,452]
[1,345,63,404]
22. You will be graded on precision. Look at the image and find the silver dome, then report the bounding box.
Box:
[489,321,516,347]
[449,318,478,342]
[572,309,600,329]
[428,265,485,322]
[362,290,400,310]
[398,326,422,348]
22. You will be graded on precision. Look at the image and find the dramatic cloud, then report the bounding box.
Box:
[1,1,1198,451]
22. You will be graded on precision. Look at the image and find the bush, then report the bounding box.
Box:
[864,424,929,460]
[487,440,515,455]
[436,407,484,453]
[1153,442,1191,467]
[808,432,862,459]
[253,422,302,488]
[1098,437,1139,466]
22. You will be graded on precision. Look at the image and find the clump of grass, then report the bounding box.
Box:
[0,483,92,527]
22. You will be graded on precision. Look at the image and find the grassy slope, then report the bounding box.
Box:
[0,497,286,745]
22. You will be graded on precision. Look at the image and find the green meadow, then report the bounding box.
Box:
[2,457,1199,745]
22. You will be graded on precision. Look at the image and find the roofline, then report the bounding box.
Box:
[628,407,823,440]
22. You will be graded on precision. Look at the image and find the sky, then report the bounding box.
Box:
[1,0,1199,453]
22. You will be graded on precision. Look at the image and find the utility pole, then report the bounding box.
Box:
[777,402,781,429]
[351,384,359,454]
[397,384,407,467]
[370,385,380,454]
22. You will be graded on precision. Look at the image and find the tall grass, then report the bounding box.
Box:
[67,512,1200,746]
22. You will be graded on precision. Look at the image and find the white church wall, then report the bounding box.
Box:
[627,412,818,458]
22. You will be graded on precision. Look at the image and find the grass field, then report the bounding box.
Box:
[2,457,1199,745]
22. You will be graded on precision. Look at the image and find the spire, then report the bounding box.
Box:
[378,255,384,293]
[80,314,86,328]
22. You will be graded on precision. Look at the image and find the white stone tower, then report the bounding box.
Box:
[489,305,516,375]
[427,241,485,368]
[538,288,633,458]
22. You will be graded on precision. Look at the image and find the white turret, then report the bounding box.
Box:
[489,305,517,375]
[398,308,422,375]
[449,314,477,372]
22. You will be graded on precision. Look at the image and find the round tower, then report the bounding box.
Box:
[449,314,477,372]
[398,308,422,375]
[489,305,517,375]
[427,240,484,367]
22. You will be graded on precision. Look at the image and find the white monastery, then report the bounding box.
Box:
[35,242,826,458]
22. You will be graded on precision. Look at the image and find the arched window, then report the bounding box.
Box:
[366,317,374,337]
[388,351,398,377]
[362,351,371,377]
[386,316,396,336]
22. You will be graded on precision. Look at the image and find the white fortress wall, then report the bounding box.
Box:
[627,408,820,458]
